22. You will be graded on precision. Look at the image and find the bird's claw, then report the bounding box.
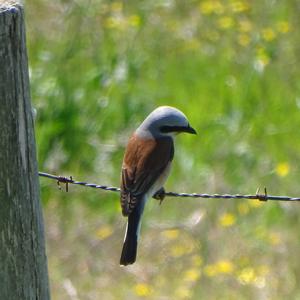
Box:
[153,187,166,205]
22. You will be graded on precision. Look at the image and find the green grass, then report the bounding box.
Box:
[26,0,300,299]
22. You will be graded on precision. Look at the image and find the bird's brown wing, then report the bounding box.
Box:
[120,134,174,216]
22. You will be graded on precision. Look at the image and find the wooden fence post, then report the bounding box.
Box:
[0,1,50,299]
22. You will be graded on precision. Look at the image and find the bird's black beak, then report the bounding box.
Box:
[184,125,197,134]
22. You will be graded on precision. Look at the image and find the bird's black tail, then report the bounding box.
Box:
[120,204,143,266]
[120,235,138,266]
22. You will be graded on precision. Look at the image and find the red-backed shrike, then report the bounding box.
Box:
[120,106,196,266]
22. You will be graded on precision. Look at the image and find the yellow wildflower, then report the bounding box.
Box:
[128,15,141,27]
[162,229,180,240]
[111,2,123,12]
[275,162,290,177]
[230,1,250,13]
[258,53,270,66]
[134,283,153,297]
[261,28,276,41]
[238,34,250,46]
[104,17,123,29]
[96,225,113,240]
[216,260,234,274]
[199,1,224,15]
[249,199,263,208]
[276,21,290,33]
[199,1,214,15]
[254,47,270,70]
[218,17,234,29]
[219,212,236,227]
[184,268,201,282]
[204,260,234,277]
[238,267,256,284]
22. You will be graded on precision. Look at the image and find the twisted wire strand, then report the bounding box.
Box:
[38,171,300,202]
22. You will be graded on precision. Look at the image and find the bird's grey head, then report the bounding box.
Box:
[136,106,197,138]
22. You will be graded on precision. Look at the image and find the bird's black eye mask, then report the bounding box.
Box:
[160,125,197,134]
[160,125,185,133]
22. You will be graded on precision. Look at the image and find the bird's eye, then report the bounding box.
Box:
[160,126,171,133]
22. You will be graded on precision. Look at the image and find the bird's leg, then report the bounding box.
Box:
[153,187,166,205]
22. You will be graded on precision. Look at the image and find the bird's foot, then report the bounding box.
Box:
[153,187,166,205]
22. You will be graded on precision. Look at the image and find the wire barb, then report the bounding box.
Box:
[56,175,73,192]
[38,171,300,202]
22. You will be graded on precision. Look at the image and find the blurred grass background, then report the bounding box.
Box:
[25,0,300,299]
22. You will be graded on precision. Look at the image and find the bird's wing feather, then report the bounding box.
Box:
[121,134,174,216]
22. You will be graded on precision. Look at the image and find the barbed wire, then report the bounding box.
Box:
[38,171,300,202]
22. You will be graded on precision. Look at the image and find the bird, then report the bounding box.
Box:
[120,106,196,266]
